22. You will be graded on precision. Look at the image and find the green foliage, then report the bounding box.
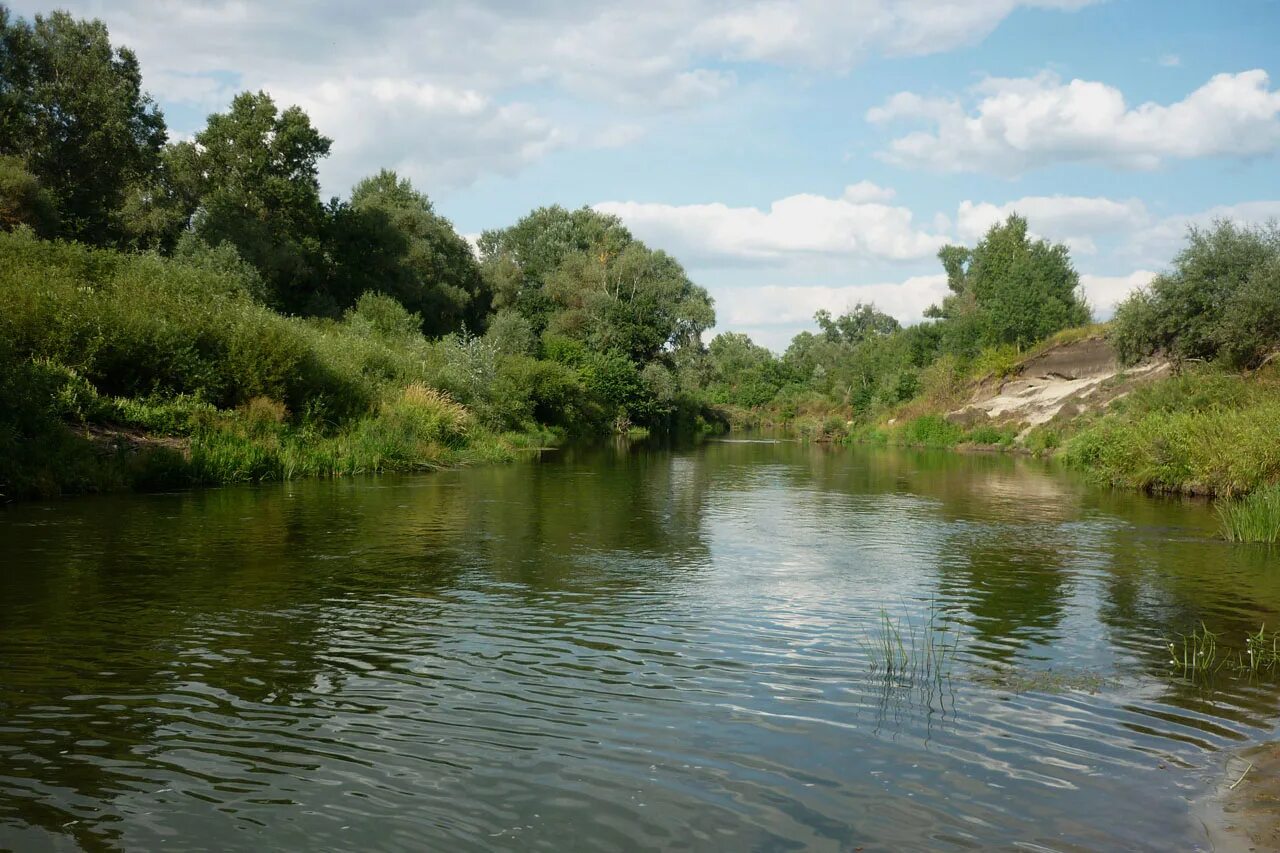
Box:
[0,9,166,245]
[930,215,1090,354]
[0,154,57,234]
[1218,485,1280,544]
[1062,367,1280,495]
[480,205,714,363]
[330,169,487,334]
[895,415,965,448]
[1112,221,1280,369]
[971,344,1022,380]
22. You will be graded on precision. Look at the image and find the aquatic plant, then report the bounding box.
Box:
[861,605,960,684]
[1217,484,1280,544]
[1167,623,1280,679]
[1167,623,1226,675]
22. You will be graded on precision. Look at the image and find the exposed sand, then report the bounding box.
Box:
[949,335,1170,434]
[1197,742,1280,852]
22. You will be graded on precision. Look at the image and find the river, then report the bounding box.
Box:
[2,440,1278,851]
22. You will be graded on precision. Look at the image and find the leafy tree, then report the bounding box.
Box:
[0,154,57,234]
[929,215,1089,352]
[0,9,166,245]
[706,332,792,408]
[482,205,715,365]
[478,205,633,332]
[1112,220,1280,369]
[338,170,487,334]
[151,92,331,311]
[815,304,900,344]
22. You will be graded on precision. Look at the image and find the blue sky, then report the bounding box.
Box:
[16,0,1280,348]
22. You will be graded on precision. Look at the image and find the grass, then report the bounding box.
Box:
[861,606,960,685]
[1062,366,1280,496]
[1218,485,1280,543]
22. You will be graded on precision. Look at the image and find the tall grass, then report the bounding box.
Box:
[1218,485,1280,543]
[1168,623,1280,678]
[861,606,960,684]
[1062,367,1280,496]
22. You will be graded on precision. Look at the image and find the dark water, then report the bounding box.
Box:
[2,441,1279,851]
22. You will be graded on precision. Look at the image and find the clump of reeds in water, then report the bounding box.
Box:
[1218,484,1280,544]
[861,606,960,685]
[1168,623,1280,678]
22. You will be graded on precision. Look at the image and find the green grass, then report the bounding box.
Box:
[861,606,960,684]
[1218,485,1280,543]
[1062,367,1280,496]
[893,414,965,448]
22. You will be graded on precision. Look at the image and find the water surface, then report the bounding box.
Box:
[3,441,1278,851]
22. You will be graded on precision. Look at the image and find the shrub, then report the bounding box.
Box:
[1111,220,1280,369]
[896,415,964,448]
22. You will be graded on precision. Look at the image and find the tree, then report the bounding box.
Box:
[0,154,57,235]
[152,92,331,311]
[1112,220,1280,369]
[0,9,166,245]
[815,304,901,344]
[482,205,714,361]
[928,215,1089,352]
[478,205,633,332]
[337,170,488,334]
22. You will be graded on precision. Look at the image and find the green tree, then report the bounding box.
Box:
[478,205,633,332]
[1112,220,1280,369]
[929,215,1089,352]
[815,304,901,344]
[0,154,57,235]
[154,92,332,311]
[336,170,487,334]
[0,9,166,245]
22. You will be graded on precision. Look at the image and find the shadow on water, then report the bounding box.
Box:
[1,439,1278,850]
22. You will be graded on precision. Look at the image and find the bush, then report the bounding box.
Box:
[895,415,965,448]
[1111,220,1280,369]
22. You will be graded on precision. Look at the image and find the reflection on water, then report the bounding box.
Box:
[2,441,1278,851]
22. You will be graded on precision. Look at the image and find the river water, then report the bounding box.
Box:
[2,440,1278,851]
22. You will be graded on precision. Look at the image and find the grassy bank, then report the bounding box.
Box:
[0,231,558,500]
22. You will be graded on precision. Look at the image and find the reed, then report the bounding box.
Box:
[862,605,960,684]
[1218,485,1280,544]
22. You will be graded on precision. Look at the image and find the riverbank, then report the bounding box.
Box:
[761,328,1280,500]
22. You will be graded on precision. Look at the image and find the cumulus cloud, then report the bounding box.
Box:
[710,275,950,350]
[956,195,1149,253]
[595,186,946,264]
[266,77,566,192]
[869,69,1280,173]
[1080,270,1156,317]
[8,0,1099,191]
[1121,200,1280,267]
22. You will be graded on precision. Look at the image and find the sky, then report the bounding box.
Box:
[16,0,1280,349]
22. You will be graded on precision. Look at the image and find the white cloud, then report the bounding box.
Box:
[595,186,946,264]
[842,180,897,203]
[694,0,1099,68]
[869,69,1280,173]
[1080,270,1156,317]
[956,195,1149,253]
[266,77,566,192]
[8,0,1099,191]
[1122,200,1280,267]
[1158,54,1181,68]
[710,275,950,350]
